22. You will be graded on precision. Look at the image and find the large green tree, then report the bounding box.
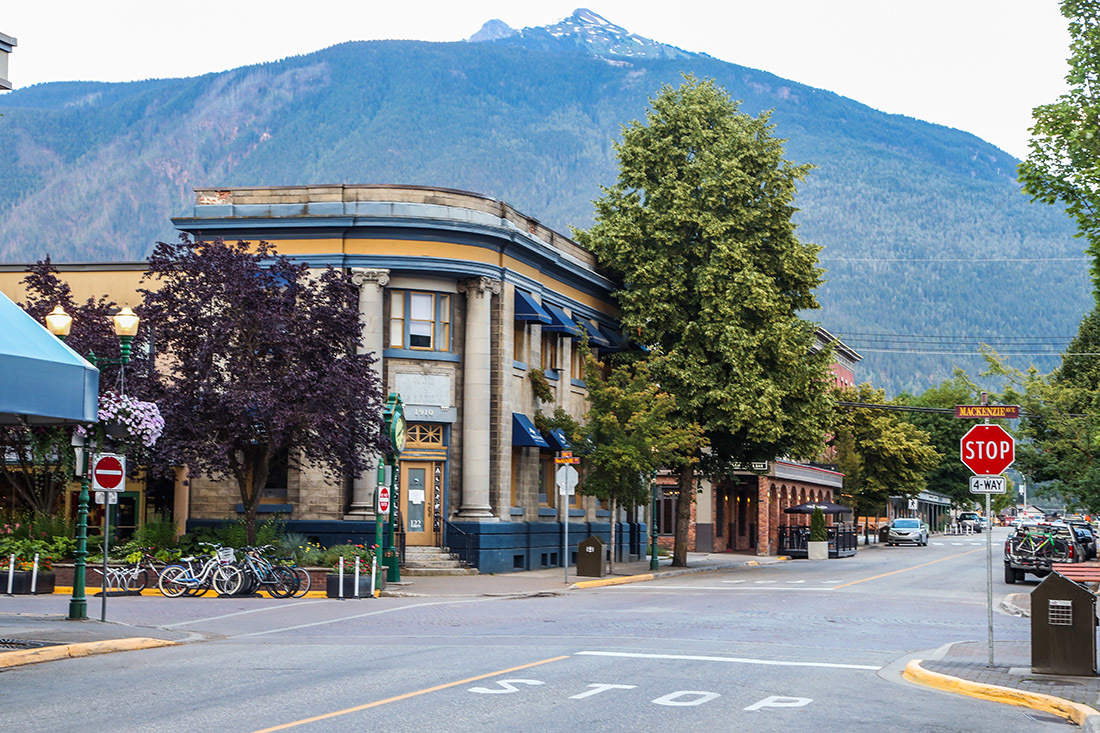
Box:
[831,384,941,519]
[1019,0,1100,299]
[576,76,834,565]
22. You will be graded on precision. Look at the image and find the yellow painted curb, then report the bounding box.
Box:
[903,658,1099,726]
[0,637,176,669]
[573,573,656,589]
[53,586,329,599]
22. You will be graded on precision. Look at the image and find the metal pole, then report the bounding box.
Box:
[650,471,659,571]
[101,494,110,622]
[986,490,994,667]
[69,444,90,620]
[563,483,569,583]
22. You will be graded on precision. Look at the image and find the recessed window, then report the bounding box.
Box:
[389,290,453,352]
[541,332,559,372]
[514,320,528,363]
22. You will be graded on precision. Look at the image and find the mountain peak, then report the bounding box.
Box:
[467,7,694,60]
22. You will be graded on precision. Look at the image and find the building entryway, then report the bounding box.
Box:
[400,461,436,546]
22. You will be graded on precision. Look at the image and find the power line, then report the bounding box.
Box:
[820,257,1088,263]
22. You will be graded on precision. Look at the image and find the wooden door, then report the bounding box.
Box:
[400,461,435,546]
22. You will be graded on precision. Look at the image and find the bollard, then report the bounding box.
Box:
[338,556,345,600]
[354,556,361,599]
[5,554,13,595]
[371,554,378,598]
[31,553,39,594]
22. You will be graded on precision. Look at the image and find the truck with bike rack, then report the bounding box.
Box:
[1004,521,1083,584]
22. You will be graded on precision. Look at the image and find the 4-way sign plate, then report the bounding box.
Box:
[969,475,1007,494]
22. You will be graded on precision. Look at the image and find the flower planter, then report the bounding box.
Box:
[325,572,383,598]
[3,570,56,594]
[807,541,829,561]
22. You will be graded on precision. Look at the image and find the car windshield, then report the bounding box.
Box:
[959,513,978,520]
[893,519,920,528]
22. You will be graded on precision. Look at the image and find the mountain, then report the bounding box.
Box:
[0,9,1089,394]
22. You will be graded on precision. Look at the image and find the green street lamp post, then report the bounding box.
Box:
[45,305,140,621]
[380,393,406,583]
[650,469,659,571]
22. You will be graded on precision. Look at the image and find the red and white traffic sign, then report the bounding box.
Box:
[960,424,1014,476]
[377,485,391,514]
[92,453,126,492]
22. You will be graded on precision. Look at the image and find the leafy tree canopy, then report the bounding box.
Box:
[139,236,388,542]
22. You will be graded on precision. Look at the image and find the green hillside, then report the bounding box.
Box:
[0,28,1088,394]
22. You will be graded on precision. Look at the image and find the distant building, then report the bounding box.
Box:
[0,32,16,91]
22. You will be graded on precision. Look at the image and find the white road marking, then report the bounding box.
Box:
[608,585,835,591]
[722,580,747,584]
[755,580,777,584]
[576,650,881,670]
[786,580,806,584]
[569,684,637,699]
[469,679,544,694]
[745,696,813,711]
[164,599,330,627]
[230,598,495,638]
[653,690,720,706]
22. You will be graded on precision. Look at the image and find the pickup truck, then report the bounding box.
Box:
[1004,522,1082,583]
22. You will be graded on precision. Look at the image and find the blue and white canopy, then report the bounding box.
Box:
[0,291,99,425]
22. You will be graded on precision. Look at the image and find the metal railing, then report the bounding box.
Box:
[778,525,859,558]
[442,521,473,567]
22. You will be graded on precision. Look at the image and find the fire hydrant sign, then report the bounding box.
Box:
[92,453,126,492]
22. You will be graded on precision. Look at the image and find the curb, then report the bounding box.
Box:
[570,559,784,590]
[903,658,1100,727]
[1000,593,1031,618]
[52,585,331,599]
[0,637,177,669]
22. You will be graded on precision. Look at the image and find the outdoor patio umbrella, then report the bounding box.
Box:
[784,501,853,515]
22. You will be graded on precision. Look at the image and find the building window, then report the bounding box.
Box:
[541,332,559,373]
[389,290,452,352]
[511,449,522,507]
[656,488,676,535]
[514,320,528,364]
[570,345,592,381]
[538,455,555,508]
[407,423,444,447]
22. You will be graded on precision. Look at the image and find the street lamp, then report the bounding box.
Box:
[44,305,140,621]
[650,468,659,571]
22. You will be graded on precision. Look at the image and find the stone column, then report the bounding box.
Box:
[457,276,500,519]
[346,267,390,519]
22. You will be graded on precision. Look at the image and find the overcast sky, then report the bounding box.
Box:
[1,1,1073,159]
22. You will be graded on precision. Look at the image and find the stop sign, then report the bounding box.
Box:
[92,454,126,491]
[377,486,391,514]
[960,424,1014,475]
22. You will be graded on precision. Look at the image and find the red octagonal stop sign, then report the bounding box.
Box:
[960,424,1014,475]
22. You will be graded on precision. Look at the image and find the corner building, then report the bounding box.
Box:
[173,185,635,573]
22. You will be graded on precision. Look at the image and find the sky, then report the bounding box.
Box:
[1,1,1073,159]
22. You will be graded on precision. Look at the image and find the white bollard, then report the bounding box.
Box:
[5,554,14,595]
[31,553,39,594]
[371,554,378,598]
[354,556,361,599]
[338,556,345,600]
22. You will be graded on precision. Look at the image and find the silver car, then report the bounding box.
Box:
[887,517,929,546]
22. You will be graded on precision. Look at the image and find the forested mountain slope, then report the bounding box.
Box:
[0,10,1086,393]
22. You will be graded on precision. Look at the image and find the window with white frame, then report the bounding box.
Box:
[389,290,452,352]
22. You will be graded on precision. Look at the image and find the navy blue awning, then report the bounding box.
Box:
[512,413,550,448]
[544,428,572,452]
[573,320,610,347]
[515,290,551,324]
[542,303,582,335]
[0,291,99,425]
[599,327,630,352]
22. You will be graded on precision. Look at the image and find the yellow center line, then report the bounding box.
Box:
[250,655,570,733]
[833,548,984,589]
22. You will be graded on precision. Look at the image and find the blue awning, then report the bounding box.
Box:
[544,428,572,452]
[0,291,99,425]
[599,327,630,352]
[515,290,551,324]
[512,413,550,448]
[542,303,582,335]
[573,320,610,347]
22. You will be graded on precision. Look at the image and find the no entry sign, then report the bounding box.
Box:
[377,485,391,514]
[960,424,1014,476]
[92,453,126,492]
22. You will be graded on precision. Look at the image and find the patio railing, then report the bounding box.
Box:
[778,525,858,558]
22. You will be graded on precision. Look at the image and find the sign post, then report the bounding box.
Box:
[91,453,125,622]
[555,452,580,582]
[958,402,1014,668]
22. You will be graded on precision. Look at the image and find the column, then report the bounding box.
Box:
[346,267,390,519]
[458,276,500,519]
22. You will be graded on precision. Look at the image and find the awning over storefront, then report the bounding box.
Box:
[598,327,630,352]
[0,291,99,425]
[542,303,582,336]
[512,413,550,448]
[514,290,551,324]
[543,428,571,451]
[573,319,610,347]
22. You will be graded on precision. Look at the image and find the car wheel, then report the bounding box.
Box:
[1015,569,1026,582]
[1004,565,1016,584]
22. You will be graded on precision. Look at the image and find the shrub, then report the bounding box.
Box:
[321,543,376,571]
[134,512,178,550]
[810,507,827,543]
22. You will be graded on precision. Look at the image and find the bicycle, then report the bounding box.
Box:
[90,548,162,593]
[158,543,244,597]
[236,545,299,598]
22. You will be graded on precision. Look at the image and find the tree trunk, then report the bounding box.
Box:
[672,466,693,567]
[608,496,617,575]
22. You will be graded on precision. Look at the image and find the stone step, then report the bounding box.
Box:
[401,567,480,576]
[404,558,466,568]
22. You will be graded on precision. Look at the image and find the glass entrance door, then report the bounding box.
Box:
[400,461,435,546]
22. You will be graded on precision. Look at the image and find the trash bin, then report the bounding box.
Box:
[878,525,890,544]
[576,536,606,577]
[1031,572,1098,676]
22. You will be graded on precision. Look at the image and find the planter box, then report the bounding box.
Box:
[325,572,383,598]
[3,570,56,595]
[807,541,829,561]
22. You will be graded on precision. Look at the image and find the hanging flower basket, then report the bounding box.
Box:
[79,391,164,448]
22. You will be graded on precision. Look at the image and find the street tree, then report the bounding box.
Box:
[1,259,154,514]
[576,76,834,565]
[139,236,388,543]
[1019,1,1100,300]
[831,384,941,521]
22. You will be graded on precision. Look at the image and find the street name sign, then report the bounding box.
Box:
[91,454,126,492]
[969,476,1007,494]
[555,451,580,465]
[955,405,1020,419]
[960,424,1014,475]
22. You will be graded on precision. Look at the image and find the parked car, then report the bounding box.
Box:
[887,517,929,546]
[957,511,983,533]
[1004,521,1085,583]
[1067,521,1097,560]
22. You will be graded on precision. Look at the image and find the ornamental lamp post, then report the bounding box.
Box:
[650,468,659,571]
[44,305,140,621]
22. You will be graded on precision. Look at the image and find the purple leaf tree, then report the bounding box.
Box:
[140,236,388,543]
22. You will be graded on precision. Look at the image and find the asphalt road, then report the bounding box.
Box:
[0,527,1070,732]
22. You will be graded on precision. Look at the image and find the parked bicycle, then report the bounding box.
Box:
[158,543,243,597]
[90,547,162,593]
[236,545,299,598]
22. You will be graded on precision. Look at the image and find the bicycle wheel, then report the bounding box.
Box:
[269,566,298,598]
[158,565,189,597]
[125,568,150,593]
[290,566,311,598]
[213,565,244,596]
